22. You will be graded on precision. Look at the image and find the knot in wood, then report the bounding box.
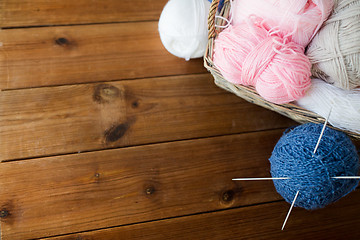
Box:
[145,186,155,195]
[222,190,234,202]
[55,37,69,46]
[131,100,139,108]
[93,84,120,104]
[0,209,9,218]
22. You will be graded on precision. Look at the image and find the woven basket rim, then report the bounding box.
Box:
[203,0,360,139]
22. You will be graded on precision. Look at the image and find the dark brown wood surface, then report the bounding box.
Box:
[0,21,206,90]
[0,131,284,239]
[50,190,360,240]
[0,0,168,28]
[1,1,359,239]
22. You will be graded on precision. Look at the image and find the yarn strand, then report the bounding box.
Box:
[215,0,234,29]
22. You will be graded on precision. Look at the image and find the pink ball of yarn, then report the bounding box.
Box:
[213,19,312,104]
[232,0,334,47]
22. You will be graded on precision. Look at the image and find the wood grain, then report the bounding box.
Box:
[0,73,295,161]
[49,190,360,240]
[0,0,168,28]
[0,21,207,90]
[0,130,284,240]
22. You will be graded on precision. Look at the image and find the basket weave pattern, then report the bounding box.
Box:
[203,0,360,139]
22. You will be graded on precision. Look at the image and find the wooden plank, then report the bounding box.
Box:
[0,0,168,28]
[0,73,295,161]
[49,190,360,240]
[0,130,284,240]
[0,21,207,90]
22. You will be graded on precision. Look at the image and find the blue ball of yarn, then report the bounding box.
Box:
[270,123,359,210]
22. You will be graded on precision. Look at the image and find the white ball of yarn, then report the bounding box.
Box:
[296,78,360,134]
[306,0,360,90]
[158,0,211,61]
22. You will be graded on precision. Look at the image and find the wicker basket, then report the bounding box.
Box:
[204,0,360,139]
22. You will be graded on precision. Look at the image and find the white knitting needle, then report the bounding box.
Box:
[332,176,360,179]
[312,109,360,180]
[313,108,332,155]
[232,177,290,181]
[282,190,299,231]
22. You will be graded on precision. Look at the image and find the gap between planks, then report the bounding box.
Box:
[39,199,285,240]
[0,0,169,28]
[0,19,159,30]
[44,190,360,240]
[0,72,209,92]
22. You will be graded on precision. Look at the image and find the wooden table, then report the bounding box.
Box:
[0,1,359,239]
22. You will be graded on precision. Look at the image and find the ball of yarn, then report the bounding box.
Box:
[158,0,211,61]
[296,78,360,134]
[270,123,359,210]
[306,0,360,90]
[232,0,334,47]
[213,18,312,104]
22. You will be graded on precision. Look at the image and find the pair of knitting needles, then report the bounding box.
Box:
[233,110,360,230]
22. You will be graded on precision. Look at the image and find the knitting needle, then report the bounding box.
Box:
[312,108,360,180]
[332,176,360,179]
[282,190,299,231]
[313,108,332,155]
[232,177,290,181]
